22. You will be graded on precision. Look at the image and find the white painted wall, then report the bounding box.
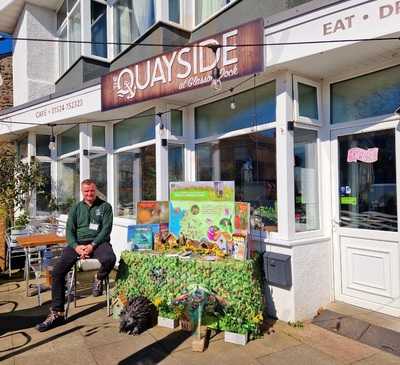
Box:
[13,3,57,106]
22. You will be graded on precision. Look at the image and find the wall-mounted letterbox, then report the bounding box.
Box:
[263,252,292,288]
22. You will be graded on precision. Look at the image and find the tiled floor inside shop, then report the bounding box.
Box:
[1,271,400,365]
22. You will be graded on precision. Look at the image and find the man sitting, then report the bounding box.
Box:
[36,179,116,332]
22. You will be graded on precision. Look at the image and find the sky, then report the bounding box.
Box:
[0,33,13,55]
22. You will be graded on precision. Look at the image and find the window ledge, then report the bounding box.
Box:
[262,234,331,247]
[113,217,136,227]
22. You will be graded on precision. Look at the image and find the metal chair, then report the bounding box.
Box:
[64,258,111,319]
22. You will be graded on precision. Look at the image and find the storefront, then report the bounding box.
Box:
[1,0,400,321]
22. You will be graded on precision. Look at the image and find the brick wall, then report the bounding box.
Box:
[0,55,13,111]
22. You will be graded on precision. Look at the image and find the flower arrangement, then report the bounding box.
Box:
[114,251,264,337]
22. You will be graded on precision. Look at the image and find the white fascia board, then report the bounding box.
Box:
[0,84,101,136]
[265,0,400,67]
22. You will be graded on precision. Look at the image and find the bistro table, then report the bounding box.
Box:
[16,233,67,300]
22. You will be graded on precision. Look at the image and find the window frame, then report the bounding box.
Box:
[293,75,322,126]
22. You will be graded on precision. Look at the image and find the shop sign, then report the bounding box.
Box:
[101,19,264,111]
[347,147,379,163]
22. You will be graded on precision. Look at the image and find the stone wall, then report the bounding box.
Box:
[0,55,13,111]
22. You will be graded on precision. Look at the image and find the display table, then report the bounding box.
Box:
[115,251,264,337]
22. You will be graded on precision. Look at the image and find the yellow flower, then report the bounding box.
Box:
[153,297,162,308]
[252,313,263,324]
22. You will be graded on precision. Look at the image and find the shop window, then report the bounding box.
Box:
[115,145,156,218]
[338,129,397,231]
[113,108,155,150]
[169,0,180,23]
[92,126,106,147]
[195,0,233,26]
[17,137,28,160]
[170,110,183,136]
[90,153,107,200]
[36,135,51,157]
[169,144,184,182]
[113,0,156,55]
[37,162,52,213]
[195,81,275,139]
[57,126,79,156]
[196,129,277,231]
[91,1,108,58]
[294,128,319,232]
[331,65,400,124]
[57,0,81,75]
[57,155,80,214]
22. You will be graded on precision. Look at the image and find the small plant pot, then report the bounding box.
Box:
[158,316,179,329]
[224,331,248,346]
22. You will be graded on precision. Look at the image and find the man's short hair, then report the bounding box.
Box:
[81,179,97,186]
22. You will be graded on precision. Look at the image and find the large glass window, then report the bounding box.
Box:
[57,156,80,214]
[195,0,232,25]
[90,153,107,200]
[113,108,155,149]
[57,0,81,75]
[17,137,28,160]
[195,82,275,139]
[37,162,52,213]
[331,65,400,124]
[170,110,183,136]
[57,126,79,156]
[169,144,184,182]
[92,126,105,147]
[116,145,156,217]
[338,129,397,231]
[113,0,156,54]
[91,1,108,58]
[294,128,319,232]
[196,130,277,231]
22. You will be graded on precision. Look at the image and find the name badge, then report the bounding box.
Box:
[89,223,99,230]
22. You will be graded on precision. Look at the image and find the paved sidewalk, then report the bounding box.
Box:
[1,275,400,365]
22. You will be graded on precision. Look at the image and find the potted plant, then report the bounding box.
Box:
[156,299,179,329]
[12,212,30,233]
[221,314,249,346]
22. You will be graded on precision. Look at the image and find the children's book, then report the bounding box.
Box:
[127,225,153,250]
[231,233,247,260]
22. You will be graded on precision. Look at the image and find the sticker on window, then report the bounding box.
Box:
[347,147,378,163]
[340,196,357,205]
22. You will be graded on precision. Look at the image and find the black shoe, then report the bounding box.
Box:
[92,275,103,297]
[36,310,65,332]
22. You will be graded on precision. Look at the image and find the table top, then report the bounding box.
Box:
[16,233,67,248]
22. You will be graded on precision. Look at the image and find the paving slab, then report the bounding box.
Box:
[257,344,340,365]
[352,351,400,365]
[359,324,400,357]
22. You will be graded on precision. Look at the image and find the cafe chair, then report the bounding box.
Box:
[64,258,111,320]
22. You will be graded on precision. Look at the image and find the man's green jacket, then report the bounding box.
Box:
[66,197,113,248]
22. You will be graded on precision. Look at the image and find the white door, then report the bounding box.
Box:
[332,126,400,316]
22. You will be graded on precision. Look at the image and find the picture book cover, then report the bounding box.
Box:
[169,200,235,242]
[136,201,169,224]
[231,233,247,260]
[170,181,235,202]
[127,225,153,250]
[234,202,250,235]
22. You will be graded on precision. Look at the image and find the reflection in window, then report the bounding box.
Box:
[116,145,156,217]
[195,0,231,25]
[169,0,180,23]
[57,156,80,214]
[169,144,184,182]
[92,126,105,147]
[91,1,108,58]
[338,129,397,231]
[114,0,156,54]
[195,81,275,139]
[294,129,319,232]
[57,126,79,156]
[170,110,183,136]
[37,162,52,213]
[331,65,400,124]
[90,153,107,200]
[36,135,51,157]
[196,130,277,231]
[113,108,155,149]
[298,83,318,120]
[17,137,28,160]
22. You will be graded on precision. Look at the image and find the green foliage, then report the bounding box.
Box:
[288,320,304,328]
[115,252,264,336]
[0,146,45,225]
[14,213,30,227]
[253,205,277,225]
